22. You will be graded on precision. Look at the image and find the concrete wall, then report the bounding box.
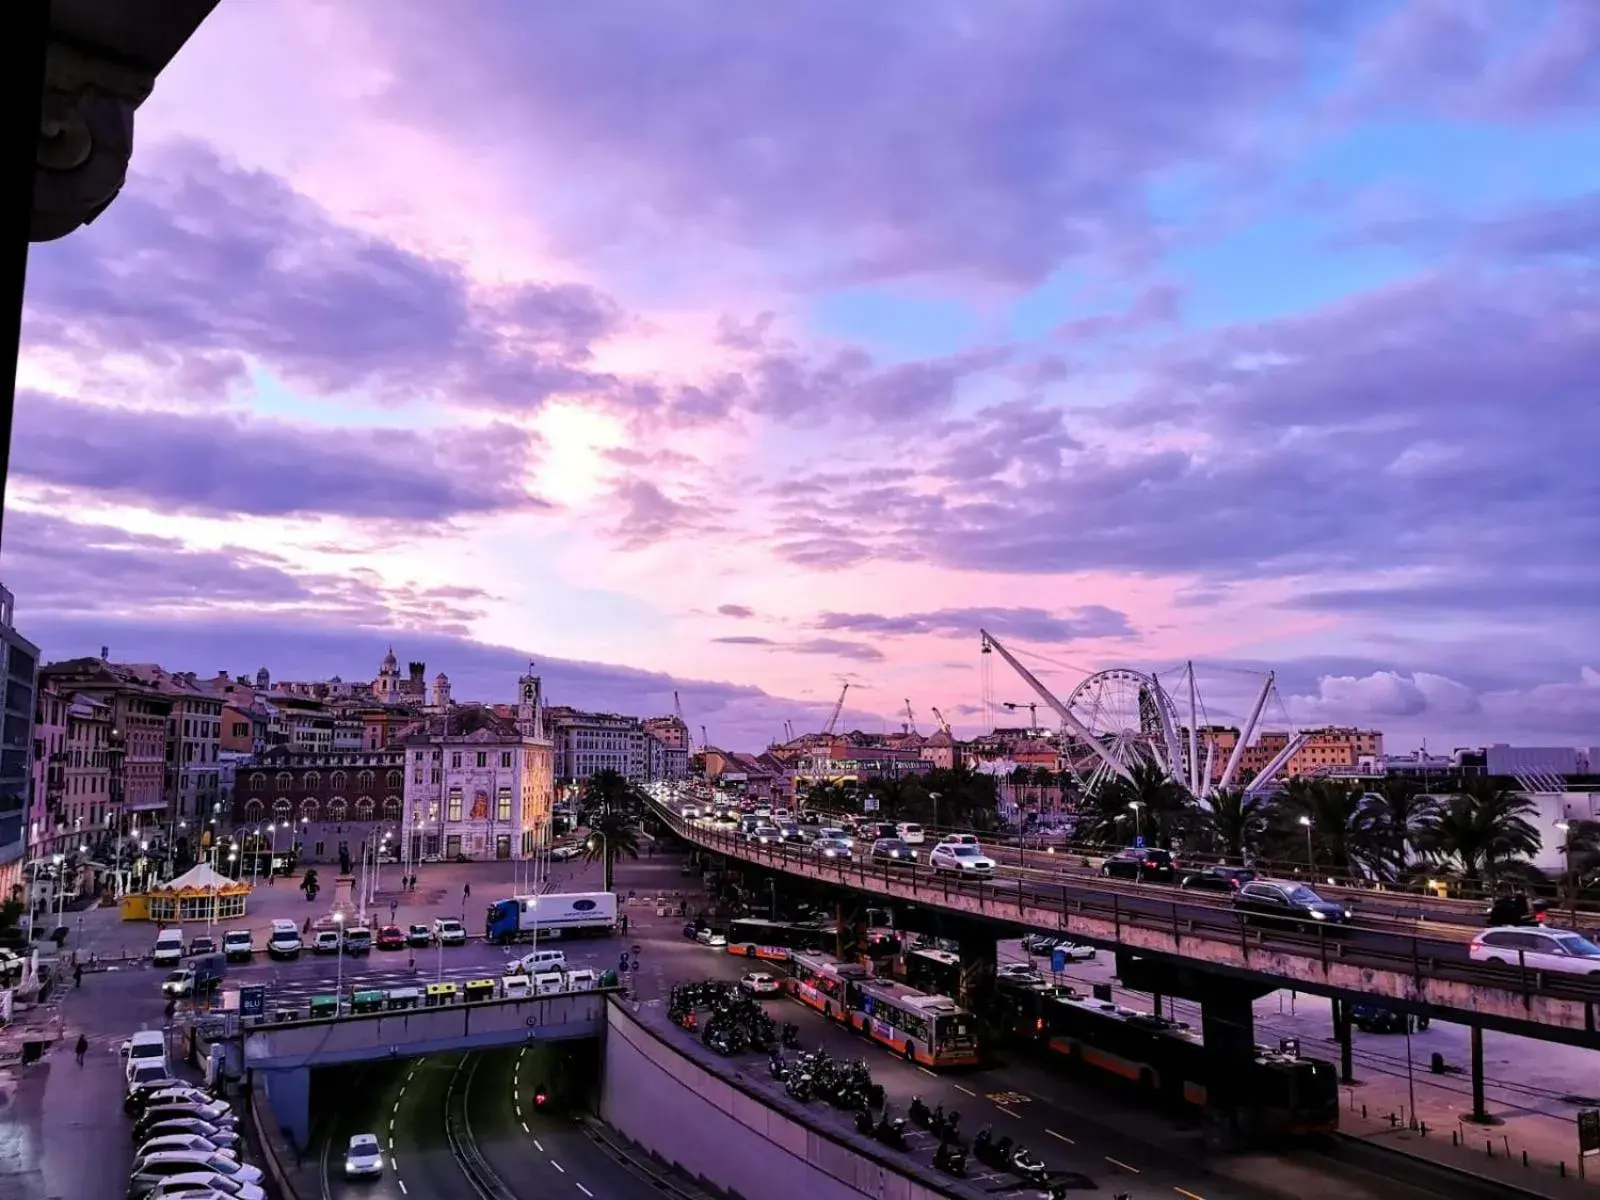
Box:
[603,1001,953,1200]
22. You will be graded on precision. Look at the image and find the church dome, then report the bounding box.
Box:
[382,646,398,671]
[435,671,448,683]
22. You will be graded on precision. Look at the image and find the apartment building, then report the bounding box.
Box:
[232,745,405,863]
[0,586,38,895]
[545,706,647,783]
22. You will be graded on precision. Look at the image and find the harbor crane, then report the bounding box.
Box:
[903,698,918,734]
[824,683,850,736]
[930,707,952,736]
[1001,701,1040,730]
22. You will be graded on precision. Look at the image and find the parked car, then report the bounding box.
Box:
[127,1083,208,1117]
[929,843,997,876]
[342,928,373,957]
[1349,1002,1428,1034]
[1021,933,1060,955]
[1470,927,1600,977]
[134,1119,239,1151]
[996,963,1044,982]
[133,1102,236,1142]
[311,931,341,956]
[1180,865,1257,893]
[186,936,217,957]
[406,924,433,948]
[1232,880,1351,929]
[135,1133,237,1161]
[434,918,467,946]
[221,931,253,963]
[871,838,917,865]
[1100,847,1178,883]
[376,925,406,951]
[550,843,584,861]
[343,1133,385,1179]
[740,971,781,996]
[129,1150,264,1194]
[141,1171,264,1200]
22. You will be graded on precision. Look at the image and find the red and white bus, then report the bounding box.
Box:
[786,952,980,1068]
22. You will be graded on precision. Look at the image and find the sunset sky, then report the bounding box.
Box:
[8,1,1598,750]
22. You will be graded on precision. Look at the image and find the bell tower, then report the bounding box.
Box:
[516,662,544,739]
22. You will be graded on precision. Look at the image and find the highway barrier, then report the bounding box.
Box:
[604,997,965,1199]
[651,800,1600,1047]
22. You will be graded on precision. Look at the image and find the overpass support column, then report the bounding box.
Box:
[1199,986,1257,1151]
[261,1068,312,1151]
[1332,999,1354,1084]
[956,932,997,1013]
[1469,1025,1490,1124]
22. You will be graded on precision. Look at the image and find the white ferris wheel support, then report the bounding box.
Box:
[1216,672,1276,794]
[979,629,1134,786]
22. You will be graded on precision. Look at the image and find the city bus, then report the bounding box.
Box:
[786,952,980,1068]
[902,947,961,996]
[989,977,1339,1136]
[727,918,835,962]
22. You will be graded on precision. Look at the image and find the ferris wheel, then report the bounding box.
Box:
[1063,668,1182,794]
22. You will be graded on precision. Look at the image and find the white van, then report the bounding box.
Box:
[152,928,185,968]
[514,948,567,975]
[896,823,926,845]
[267,919,302,960]
[123,1030,168,1081]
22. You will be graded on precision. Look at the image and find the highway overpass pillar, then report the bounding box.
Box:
[1199,986,1257,1151]
[260,1067,312,1152]
[1332,999,1354,1084]
[1469,1024,1489,1123]
[956,934,997,1011]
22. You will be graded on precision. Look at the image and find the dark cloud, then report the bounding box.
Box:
[716,604,756,619]
[364,1,1360,286]
[787,638,884,663]
[22,140,618,410]
[815,606,1133,643]
[0,510,489,634]
[13,390,546,521]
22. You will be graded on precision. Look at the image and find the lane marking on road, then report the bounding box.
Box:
[954,1084,975,1096]
[391,1157,400,1171]
[1174,1189,1205,1200]
[534,1139,545,1152]
[551,1159,566,1173]
[918,1067,937,1077]
[995,1105,1021,1118]
[389,1117,396,1131]
[1047,1128,1074,1145]
[577,1186,594,1198]
[1105,1156,1141,1173]
[522,1121,530,1133]
[397,1181,408,1196]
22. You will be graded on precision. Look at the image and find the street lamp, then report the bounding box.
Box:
[1298,815,1314,871]
[334,911,346,1012]
[1128,801,1144,844]
[1557,820,1576,927]
[51,853,65,933]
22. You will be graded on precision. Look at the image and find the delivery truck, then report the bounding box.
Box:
[485,891,617,945]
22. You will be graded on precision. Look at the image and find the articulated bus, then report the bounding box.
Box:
[787,953,980,1068]
[990,978,1338,1137]
[726,918,835,962]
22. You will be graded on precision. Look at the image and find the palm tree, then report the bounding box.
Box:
[1079,760,1197,849]
[1202,788,1268,864]
[1365,778,1441,877]
[581,768,636,820]
[1420,780,1540,890]
[1267,779,1389,880]
[582,809,641,893]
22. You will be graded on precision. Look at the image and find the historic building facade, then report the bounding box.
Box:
[232,745,405,864]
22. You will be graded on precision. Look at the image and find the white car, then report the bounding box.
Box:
[695,928,727,948]
[137,1134,237,1161]
[896,823,926,845]
[434,918,468,945]
[344,1132,384,1179]
[146,1173,264,1200]
[937,833,981,849]
[929,843,997,876]
[817,827,853,848]
[1470,927,1600,977]
[1053,940,1097,962]
[740,971,781,996]
[131,1150,264,1186]
[550,844,584,861]
[996,963,1045,983]
[161,969,196,998]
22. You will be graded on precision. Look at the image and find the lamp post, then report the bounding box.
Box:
[1128,801,1144,844]
[588,831,609,893]
[51,853,65,933]
[334,911,346,1012]
[1298,815,1314,873]
[1557,819,1576,928]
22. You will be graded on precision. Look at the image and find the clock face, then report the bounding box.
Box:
[522,683,534,700]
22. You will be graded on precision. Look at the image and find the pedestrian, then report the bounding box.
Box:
[74,1033,87,1066]
[73,963,83,989]
[620,913,628,936]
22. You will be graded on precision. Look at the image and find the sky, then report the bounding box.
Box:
[7,0,1600,753]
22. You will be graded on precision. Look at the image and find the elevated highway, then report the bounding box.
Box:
[648,800,1600,1050]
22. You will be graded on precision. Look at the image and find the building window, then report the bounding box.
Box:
[273,798,292,820]
[304,771,321,790]
[356,797,375,821]
[447,787,463,822]
[328,797,348,822]
[451,752,461,769]
[358,769,374,789]
[249,773,266,791]
[299,798,319,823]
[386,770,402,789]
[500,752,512,768]
[383,796,400,821]
[476,751,487,768]
[243,799,264,822]
[497,787,512,822]
[331,770,347,790]
[275,772,292,790]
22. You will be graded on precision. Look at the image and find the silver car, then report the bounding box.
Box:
[344,1132,384,1179]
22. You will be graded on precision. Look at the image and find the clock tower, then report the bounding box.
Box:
[516,663,544,739]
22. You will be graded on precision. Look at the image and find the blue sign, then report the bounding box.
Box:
[1133,835,1145,848]
[1050,948,1067,974]
[239,984,266,1018]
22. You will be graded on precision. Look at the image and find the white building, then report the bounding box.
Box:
[545,707,647,783]
[400,675,553,862]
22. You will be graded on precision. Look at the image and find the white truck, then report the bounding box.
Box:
[485,892,618,944]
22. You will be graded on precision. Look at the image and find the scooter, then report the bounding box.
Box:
[1010,1144,1050,1187]
[875,1114,909,1150]
[855,1108,875,1136]
[785,1072,812,1102]
[781,1022,800,1048]
[972,1127,999,1166]
[908,1096,932,1127]
[932,1107,960,1141]
[769,1052,788,1081]
[933,1140,967,1176]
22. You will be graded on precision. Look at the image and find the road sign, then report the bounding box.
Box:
[1133,835,1145,848]
[239,984,266,1019]
[862,797,879,812]
[1579,1110,1600,1157]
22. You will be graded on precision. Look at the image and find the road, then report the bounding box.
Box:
[320,1050,665,1200]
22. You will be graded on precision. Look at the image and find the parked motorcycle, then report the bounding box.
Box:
[854,1108,875,1136]
[973,1127,998,1166]
[875,1113,909,1150]
[781,1021,800,1048]
[1009,1144,1050,1187]
[908,1096,931,1127]
[933,1140,967,1176]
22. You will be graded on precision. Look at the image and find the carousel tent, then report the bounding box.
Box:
[146,862,251,922]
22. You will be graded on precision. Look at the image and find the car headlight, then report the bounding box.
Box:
[1343,909,1353,920]
[1311,910,1327,920]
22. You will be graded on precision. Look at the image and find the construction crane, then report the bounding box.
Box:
[1002,701,1039,730]
[930,707,953,736]
[700,725,709,753]
[824,683,850,736]
[783,720,795,743]
[674,690,687,728]
[903,698,918,734]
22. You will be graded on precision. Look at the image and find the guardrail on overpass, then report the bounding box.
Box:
[243,988,613,1070]
[651,801,1600,1049]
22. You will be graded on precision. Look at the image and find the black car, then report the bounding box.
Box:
[186,935,217,956]
[1349,1002,1429,1034]
[1180,866,1257,893]
[1100,847,1178,883]
[1232,879,1351,928]
[1485,893,1548,927]
[871,838,917,865]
